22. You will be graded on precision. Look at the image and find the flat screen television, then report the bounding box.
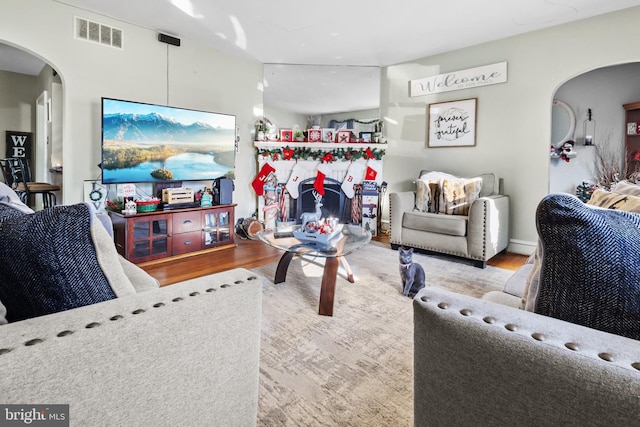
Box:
[101,97,236,184]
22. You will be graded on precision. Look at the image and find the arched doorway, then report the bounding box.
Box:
[549,62,640,195]
[0,42,63,208]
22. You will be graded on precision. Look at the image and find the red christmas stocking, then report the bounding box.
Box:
[313,163,332,196]
[364,158,383,185]
[252,162,276,195]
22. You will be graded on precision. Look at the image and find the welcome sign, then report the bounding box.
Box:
[410,62,507,97]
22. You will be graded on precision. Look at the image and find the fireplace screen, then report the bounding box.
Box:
[293,177,352,224]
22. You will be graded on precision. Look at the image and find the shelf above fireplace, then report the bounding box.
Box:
[254,141,388,150]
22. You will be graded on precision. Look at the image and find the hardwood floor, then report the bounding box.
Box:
[140,233,529,287]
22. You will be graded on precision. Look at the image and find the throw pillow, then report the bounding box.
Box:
[416,171,457,213]
[415,179,439,213]
[587,188,640,213]
[612,180,640,197]
[89,213,138,297]
[0,203,31,325]
[0,203,130,323]
[0,182,33,215]
[522,241,542,311]
[533,193,640,340]
[439,177,482,215]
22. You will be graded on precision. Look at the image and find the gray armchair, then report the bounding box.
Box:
[389,171,509,268]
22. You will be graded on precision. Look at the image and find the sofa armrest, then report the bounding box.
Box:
[389,191,416,245]
[467,194,510,260]
[0,268,262,426]
[413,286,640,426]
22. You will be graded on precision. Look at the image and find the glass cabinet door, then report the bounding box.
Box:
[203,209,232,247]
[131,216,170,261]
[218,210,231,243]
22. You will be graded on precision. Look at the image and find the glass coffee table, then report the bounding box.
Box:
[257,225,371,316]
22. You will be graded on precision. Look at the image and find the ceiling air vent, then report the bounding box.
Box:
[75,16,123,49]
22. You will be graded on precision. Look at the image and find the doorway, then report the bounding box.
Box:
[549,63,640,195]
[0,42,63,207]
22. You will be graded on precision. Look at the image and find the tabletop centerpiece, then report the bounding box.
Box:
[293,192,342,244]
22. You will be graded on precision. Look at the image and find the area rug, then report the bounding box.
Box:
[251,242,514,427]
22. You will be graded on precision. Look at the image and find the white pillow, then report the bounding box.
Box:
[439,176,482,215]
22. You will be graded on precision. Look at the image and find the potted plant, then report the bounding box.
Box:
[294,130,304,142]
[255,118,269,141]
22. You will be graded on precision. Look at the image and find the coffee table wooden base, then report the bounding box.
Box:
[273,252,354,316]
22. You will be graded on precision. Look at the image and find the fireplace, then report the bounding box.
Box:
[292,177,352,224]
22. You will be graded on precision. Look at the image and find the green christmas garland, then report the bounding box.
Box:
[257,146,385,162]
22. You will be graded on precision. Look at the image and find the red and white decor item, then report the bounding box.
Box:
[341,161,365,199]
[308,128,322,142]
[336,130,351,143]
[251,162,276,196]
[364,158,383,185]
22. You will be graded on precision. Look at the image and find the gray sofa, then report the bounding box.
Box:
[0,267,262,426]
[389,170,509,268]
[413,192,640,425]
[413,285,640,426]
[0,182,262,426]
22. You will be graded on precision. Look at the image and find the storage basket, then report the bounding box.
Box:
[136,199,161,213]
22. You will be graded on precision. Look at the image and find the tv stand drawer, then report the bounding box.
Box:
[172,231,202,255]
[173,211,202,234]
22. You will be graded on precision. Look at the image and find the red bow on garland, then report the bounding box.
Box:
[364,148,374,159]
[283,148,295,160]
[321,152,335,163]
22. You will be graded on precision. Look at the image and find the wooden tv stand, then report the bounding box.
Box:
[109,204,236,265]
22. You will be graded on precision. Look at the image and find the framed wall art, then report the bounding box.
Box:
[427,98,477,148]
[359,131,373,142]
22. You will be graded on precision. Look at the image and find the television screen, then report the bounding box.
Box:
[101,97,236,184]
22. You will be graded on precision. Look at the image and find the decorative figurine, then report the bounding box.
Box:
[300,192,323,233]
[123,197,137,215]
[200,188,213,207]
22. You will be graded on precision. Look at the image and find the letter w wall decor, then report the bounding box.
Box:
[5,131,33,162]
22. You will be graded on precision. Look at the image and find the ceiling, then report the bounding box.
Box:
[3,0,640,114]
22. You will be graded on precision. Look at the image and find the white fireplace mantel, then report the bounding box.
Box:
[254,141,388,150]
[254,141,387,226]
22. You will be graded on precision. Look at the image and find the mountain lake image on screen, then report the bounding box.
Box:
[101,97,236,184]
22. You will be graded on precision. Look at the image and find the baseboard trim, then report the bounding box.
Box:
[507,239,536,256]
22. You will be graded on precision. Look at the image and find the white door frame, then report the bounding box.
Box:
[35,90,49,183]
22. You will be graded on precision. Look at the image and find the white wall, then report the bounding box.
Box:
[381,6,640,254]
[0,69,38,162]
[263,106,307,134]
[0,0,263,219]
[550,63,640,194]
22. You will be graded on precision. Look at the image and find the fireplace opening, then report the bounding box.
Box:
[292,177,352,224]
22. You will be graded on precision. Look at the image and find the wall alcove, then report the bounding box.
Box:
[549,62,640,195]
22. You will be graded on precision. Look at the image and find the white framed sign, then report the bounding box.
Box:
[410,62,507,97]
[84,180,108,212]
[428,98,477,148]
[117,183,136,198]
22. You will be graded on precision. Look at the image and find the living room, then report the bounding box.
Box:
[2,1,639,252]
[2,1,640,426]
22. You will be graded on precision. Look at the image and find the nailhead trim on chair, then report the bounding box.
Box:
[0,275,259,356]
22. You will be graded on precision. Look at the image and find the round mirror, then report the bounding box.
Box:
[551,99,576,148]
